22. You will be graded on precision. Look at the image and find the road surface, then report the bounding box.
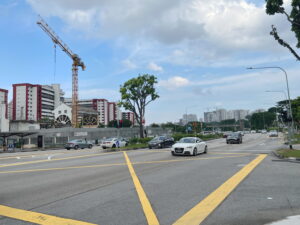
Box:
[0,133,299,225]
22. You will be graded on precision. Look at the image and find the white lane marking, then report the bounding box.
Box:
[237,164,247,167]
[16,157,21,160]
[267,197,273,200]
[267,215,300,225]
[259,143,266,146]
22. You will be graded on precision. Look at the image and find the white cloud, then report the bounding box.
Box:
[147,62,163,72]
[159,76,190,89]
[122,59,137,69]
[27,0,295,62]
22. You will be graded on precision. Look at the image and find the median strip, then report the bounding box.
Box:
[0,204,97,225]
[123,152,160,225]
[173,154,267,225]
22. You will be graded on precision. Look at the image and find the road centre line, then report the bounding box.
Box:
[0,151,120,168]
[173,154,267,225]
[123,152,160,225]
[0,204,97,225]
[0,154,252,175]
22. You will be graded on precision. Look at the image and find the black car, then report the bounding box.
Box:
[148,136,175,149]
[226,132,242,144]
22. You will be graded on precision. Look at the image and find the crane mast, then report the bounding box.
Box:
[37,16,85,128]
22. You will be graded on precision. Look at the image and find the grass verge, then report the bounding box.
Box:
[105,143,148,151]
[277,149,300,158]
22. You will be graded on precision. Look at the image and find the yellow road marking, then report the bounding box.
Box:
[173,154,267,225]
[0,154,251,175]
[0,151,120,168]
[0,204,97,225]
[134,154,252,165]
[123,152,160,225]
[0,162,126,174]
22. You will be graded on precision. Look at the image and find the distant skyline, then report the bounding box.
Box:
[1,0,300,125]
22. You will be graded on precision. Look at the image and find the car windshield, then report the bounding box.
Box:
[106,138,115,141]
[178,138,196,143]
[152,136,165,141]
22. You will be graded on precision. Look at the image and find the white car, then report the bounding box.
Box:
[101,138,128,149]
[171,137,207,156]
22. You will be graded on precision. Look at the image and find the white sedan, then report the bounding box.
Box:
[171,137,207,156]
[101,138,128,149]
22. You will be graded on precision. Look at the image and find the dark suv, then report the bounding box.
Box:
[148,136,175,149]
[226,132,242,144]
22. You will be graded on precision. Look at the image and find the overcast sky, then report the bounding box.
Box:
[1,0,300,124]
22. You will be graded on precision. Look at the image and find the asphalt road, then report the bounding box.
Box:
[0,133,299,225]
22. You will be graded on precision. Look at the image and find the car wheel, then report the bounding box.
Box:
[102,146,106,149]
[193,148,197,156]
[112,144,116,148]
[204,146,208,154]
[66,148,70,150]
[226,141,229,144]
[125,143,128,147]
[149,146,152,149]
[74,145,79,150]
[171,152,175,156]
[88,145,92,149]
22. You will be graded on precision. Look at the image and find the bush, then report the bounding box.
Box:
[129,137,152,144]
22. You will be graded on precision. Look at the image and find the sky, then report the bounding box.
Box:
[1,0,300,124]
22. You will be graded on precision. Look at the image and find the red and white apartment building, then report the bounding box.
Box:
[64,98,121,126]
[122,112,137,126]
[12,83,63,121]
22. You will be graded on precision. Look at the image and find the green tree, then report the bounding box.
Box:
[119,74,159,138]
[97,123,105,128]
[266,0,300,60]
[150,123,160,127]
[122,119,132,127]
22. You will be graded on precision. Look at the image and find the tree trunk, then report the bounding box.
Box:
[139,122,144,138]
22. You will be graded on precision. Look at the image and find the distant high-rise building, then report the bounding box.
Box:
[0,89,8,119]
[204,109,250,122]
[0,88,9,132]
[182,114,198,124]
[12,83,64,121]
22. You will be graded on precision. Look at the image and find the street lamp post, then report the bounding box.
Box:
[247,66,294,149]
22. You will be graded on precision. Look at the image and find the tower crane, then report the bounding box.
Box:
[37,16,85,128]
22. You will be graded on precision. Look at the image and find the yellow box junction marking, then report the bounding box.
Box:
[0,204,97,225]
[123,152,160,225]
[173,154,267,225]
